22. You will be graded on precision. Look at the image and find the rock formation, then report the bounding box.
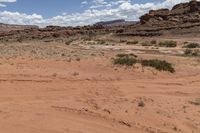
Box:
[140,0,200,26]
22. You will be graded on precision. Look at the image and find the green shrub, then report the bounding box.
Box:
[183,43,200,48]
[120,40,127,43]
[184,49,192,55]
[17,37,23,43]
[141,41,151,46]
[113,54,175,73]
[113,57,137,66]
[141,59,175,73]
[96,39,106,45]
[150,40,157,45]
[116,53,137,58]
[65,39,73,45]
[184,49,200,56]
[192,50,199,56]
[127,40,138,45]
[158,41,177,47]
[113,55,137,66]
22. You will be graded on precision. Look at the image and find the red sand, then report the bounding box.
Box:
[0,55,200,133]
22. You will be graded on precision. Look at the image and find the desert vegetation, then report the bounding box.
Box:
[140,59,175,73]
[141,41,152,46]
[113,54,175,73]
[150,40,157,45]
[184,49,200,57]
[126,40,139,45]
[113,54,137,66]
[158,41,177,47]
[183,43,200,48]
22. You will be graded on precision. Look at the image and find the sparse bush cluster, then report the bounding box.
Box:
[126,40,138,45]
[120,39,127,43]
[158,41,177,47]
[123,40,177,48]
[140,40,176,47]
[17,37,23,43]
[140,59,175,73]
[113,54,137,66]
[150,40,157,45]
[183,43,200,48]
[184,49,200,56]
[141,41,151,46]
[65,39,74,45]
[92,39,110,45]
[97,39,106,45]
[113,54,175,73]
[116,53,137,58]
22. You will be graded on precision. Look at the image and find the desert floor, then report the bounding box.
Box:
[0,37,200,133]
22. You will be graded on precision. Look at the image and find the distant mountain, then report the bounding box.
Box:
[94,19,137,27]
[0,23,38,33]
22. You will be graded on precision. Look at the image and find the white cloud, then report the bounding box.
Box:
[93,0,107,5]
[90,0,109,9]
[0,3,6,7]
[0,0,16,2]
[0,11,44,25]
[0,0,198,27]
[0,0,16,7]
[81,1,88,5]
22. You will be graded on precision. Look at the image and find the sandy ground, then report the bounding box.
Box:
[0,40,200,133]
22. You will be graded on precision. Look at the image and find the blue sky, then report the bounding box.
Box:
[0,0,157,17]
[0,0,191,26]
[0,0,83,17]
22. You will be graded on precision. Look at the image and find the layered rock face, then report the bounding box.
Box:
[140,0,200,26]
[0,24,109,42]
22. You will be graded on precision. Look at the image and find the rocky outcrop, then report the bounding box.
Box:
[140,9,170,24]
[116,0,200,37]
[171,0,200,15]
[0,24,111,42]
[140,0,200,26]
